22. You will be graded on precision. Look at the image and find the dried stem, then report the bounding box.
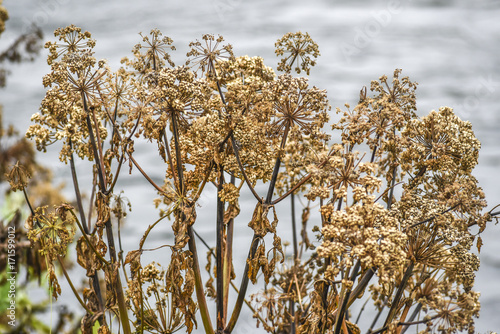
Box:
[383,261,415,328]
[57,255,93,314]
[188,227,215,334]
[226,234,260,333]
[69,140,87,231]
[291,192,298,260]
[216,164,226,330]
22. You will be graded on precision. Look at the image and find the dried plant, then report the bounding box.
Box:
[5,26,498,334]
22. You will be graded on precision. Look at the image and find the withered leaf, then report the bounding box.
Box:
[124,249,142,276]
[124,249,142,265]
[97,324,111,334]
[76,234,104,277]
[477,236,483,253]
[104,263,119,308]
[248,203,275,237]
[172,204,197,249]
[223,201,240,224]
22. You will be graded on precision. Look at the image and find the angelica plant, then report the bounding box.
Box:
[10,25,498,334]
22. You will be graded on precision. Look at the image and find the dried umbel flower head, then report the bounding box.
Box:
[215,55,275,113]
[265,74,330,139]
[45,24,95,64]
[128,29,175,75]
[306,148,380,202]
[186,34,234,77]
[5,161,31,191]
[25,204,76,298]
[402,106,480,177]
[216,55,275,87]
[318,188,407,283]
[27,26,111,163]
[275,31,320,75]
[25,204,76,261]
[334,69,418,152]
[275,126,329,195]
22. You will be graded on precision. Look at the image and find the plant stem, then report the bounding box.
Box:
[370,314,440,334]
[225,234,260,333]
[387,165,398,209]
[69,140,87,231]
[400,303,422,334]
[334,261,361,334]
[265,124,290,204]
[216,164,226,331]
[69,210,110,266]
[82,94,131,333]
[104,217,132,334]
[163,131,179,189]
[355,298,370,324]
[368,299,386,333]
[57,255,93,315]
[170,114,184,195]
[290,298,296,334]
[128,154,165,193]
[188,227,215,334]
[229,135,261,202]
[396,301,412,334]
[348,267,376,307]
[83,102,106,191]
[87,176,96,231]
[227,124,291,332]
[272,174,312,205]
[291,192,298,260]
[383,261,415,328]
[223,175,236,325]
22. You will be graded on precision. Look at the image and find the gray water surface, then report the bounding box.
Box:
[2,0,500,332]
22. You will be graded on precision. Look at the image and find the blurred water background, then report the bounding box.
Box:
[1,0,500,332]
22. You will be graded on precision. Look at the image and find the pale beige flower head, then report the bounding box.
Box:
[275,31,320,75]
[45,25,95,64]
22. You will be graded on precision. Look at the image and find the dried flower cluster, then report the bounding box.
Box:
[0,1,7,36]
[275,31,320,75]
[12,25,498,334]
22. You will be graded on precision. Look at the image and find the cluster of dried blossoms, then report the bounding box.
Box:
[13,24,497,334]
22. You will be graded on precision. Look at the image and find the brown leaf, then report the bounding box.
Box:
[47,262,61,299]
[124,249,142,265]
[346,320,361,334]
[124,249,142,277]
[95,191,111,229]
[223,202,240,224]
[80,312,102,334]
[76,235,104,277]
[248,203,274,237]
[83,286,101,313]
[98,325,111,334]
[104,263,119,308]
[172,204,196,249]
[247,242,266,284]
[476,236,483,253]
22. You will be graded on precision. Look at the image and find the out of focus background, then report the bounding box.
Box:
[1,0,499,332]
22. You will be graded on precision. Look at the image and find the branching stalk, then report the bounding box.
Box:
[69,140,87,231]
[383,261,415,328]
